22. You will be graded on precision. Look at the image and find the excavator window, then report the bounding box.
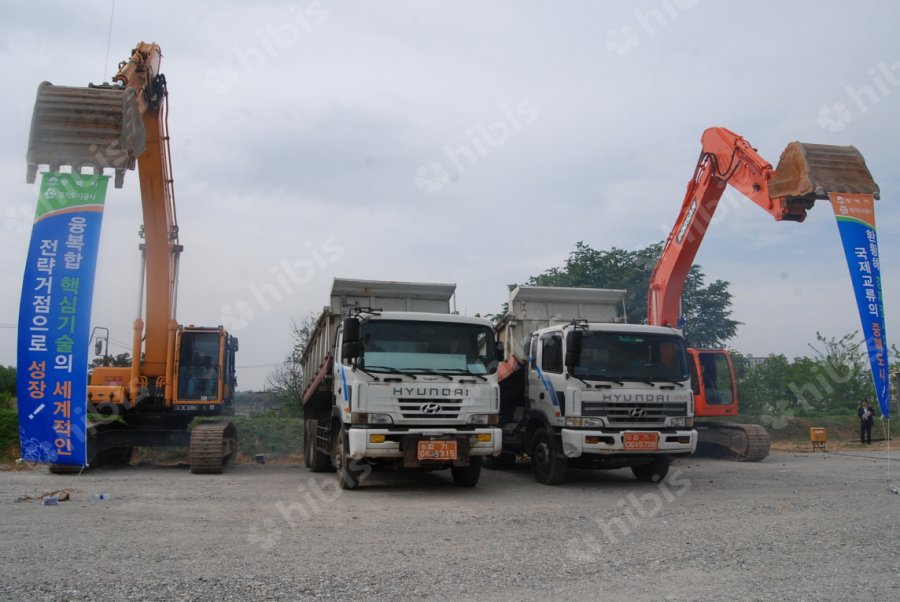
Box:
[697,353,734,406]
[177,331,222,401]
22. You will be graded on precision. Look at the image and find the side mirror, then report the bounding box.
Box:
[342,317,360,343]
[495,341,505,359]
[342,341,360,364]
[565,331,582,370]
[231,337,239,352]
[94,339,103,356]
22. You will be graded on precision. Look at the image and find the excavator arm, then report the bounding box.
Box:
[27,42,180,402]
[648,127,878,461]
[648,127,879,328]
[25,41,238,473]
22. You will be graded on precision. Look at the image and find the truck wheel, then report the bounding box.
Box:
[303,419,313,468]
[307,418,332,473]
[530,428,567,485]
[483,451,516,470]
[631,454,670,483]
[450,457,482,487]
[333,427,362,490]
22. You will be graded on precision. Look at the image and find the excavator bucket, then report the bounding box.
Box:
[26,82,146,189]
[768,142,879,202]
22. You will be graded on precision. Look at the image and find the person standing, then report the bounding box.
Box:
[858,398,874,444]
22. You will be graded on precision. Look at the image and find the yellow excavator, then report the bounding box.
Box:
[26,42,238,473]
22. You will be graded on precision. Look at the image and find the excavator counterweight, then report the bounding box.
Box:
[26,82,146,189]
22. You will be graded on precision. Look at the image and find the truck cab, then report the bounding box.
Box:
[301,279,502,489]
[494,286,697,484]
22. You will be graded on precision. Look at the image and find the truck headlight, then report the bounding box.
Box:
[351,412,393,425]
[667,417,694,427]
[565,416,606,428]
[468,414,499,425]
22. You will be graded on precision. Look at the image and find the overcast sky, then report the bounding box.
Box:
[1,1,898,390]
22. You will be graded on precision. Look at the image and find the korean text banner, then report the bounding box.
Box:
[17,173,108,466]
[829,193,890,418]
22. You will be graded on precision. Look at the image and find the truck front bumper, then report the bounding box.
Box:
[560,428,697,458]
[348,428,502,461]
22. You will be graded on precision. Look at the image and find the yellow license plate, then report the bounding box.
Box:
[418,440,458,461]
[624,432,659,451]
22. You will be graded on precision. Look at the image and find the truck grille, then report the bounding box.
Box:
[398,398,463,420]
[582,402,687,425]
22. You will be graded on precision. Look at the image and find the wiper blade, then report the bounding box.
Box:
[433,368,487,382]
[405,368,453,381]
[364,365,417,380]
[650,377,684,386]
[581,376,625,386]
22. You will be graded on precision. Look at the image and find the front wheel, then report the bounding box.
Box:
[333,427,363,490]
[450,457,482,487]
[530,428,567,485]
[631,454,671,483]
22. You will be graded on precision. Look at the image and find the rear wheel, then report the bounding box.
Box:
[631,454,671,483]
[307,418,332,473]
[451,457,482,487]
[303,419,313,468]
[530,428,567,485]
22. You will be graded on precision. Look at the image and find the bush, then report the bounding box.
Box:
[0,408,19,462]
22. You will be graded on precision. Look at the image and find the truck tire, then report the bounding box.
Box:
[303,419,313,468]
[306,418,332,473]
[450,456,482,487]
[333,426,363,490]
[483,451,516,470]
[631,454,671,483]
[530,428,567,485]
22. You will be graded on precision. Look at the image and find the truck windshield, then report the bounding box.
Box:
[571,331,689,382]
[359,320,496,375]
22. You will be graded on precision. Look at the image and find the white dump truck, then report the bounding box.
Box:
[491,286,697,484]
[299,279,502,489]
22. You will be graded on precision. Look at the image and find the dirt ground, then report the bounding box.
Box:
[1,449,898,601]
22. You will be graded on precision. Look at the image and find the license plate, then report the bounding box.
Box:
[623,432,659,451]
[418,440,458,461]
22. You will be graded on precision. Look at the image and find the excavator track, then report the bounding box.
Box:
[189,421,237,474]
[694,421,770,462]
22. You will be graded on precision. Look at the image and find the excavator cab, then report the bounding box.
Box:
[688,350,737,417]
[173,327,237,411]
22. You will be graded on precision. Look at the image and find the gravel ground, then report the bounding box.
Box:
[1,450,898,601]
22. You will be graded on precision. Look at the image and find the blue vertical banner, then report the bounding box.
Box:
[17,173,108,466]
[830,193,890,418]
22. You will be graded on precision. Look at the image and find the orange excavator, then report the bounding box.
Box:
[649,127,879,461]
[26,42,238,473]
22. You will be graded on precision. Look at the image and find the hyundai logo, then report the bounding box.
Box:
[627,407,646,418]
[420,403,443,414]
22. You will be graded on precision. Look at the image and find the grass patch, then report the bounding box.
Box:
[0,408,19,463]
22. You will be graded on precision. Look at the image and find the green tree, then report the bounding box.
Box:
[89,353,132,369]
[524,241,739,348]
[267,313,319,416]
[0,365,15,410]
[0,365,15,395]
